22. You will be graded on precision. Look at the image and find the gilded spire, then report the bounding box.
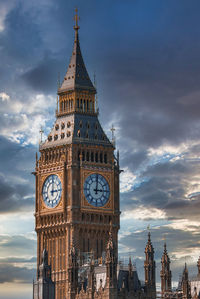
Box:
[74,8,80,31]
[58,8,96,95]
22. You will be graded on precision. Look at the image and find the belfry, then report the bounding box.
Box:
[33,9,120,299]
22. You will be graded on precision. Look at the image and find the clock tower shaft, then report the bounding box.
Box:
[34,11,120,299]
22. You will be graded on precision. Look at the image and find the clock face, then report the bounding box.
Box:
[42,175,62,208]
[84,173,110,207]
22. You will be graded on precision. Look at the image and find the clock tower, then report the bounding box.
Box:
[34,10,120,299]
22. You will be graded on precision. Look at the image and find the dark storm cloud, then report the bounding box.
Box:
[0,256,36,264]
[0,235,36,251]
[94,1,200,148]
[0,235,36,256]
[21,57,61,93]
[120,156,200,221]
[0,264,35,283]
[0,136,35,213]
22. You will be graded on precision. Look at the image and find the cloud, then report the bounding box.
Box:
[0,264,35,283]
[0,136,35,213]
[0,92,9,101]
[0,235,36,257]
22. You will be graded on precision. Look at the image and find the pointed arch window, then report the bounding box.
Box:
[100,153,103,163]
[76,99,79,109]
[86,152,89,161]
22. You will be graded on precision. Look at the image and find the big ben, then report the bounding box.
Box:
[34,10,120,299]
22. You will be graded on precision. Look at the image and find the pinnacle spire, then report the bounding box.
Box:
[58,9,96,94]
[74,8,80,31]
[148,231,151,242]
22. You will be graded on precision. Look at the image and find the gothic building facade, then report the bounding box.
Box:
[33,10,199,299]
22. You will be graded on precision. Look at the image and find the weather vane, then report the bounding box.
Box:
[74,8,80,29]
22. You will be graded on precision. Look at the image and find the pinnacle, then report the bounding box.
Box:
[58,18,96,94]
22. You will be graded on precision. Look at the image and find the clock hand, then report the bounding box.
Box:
[95,174,98,194]
[51,189,58,193]
[52,177,54,192]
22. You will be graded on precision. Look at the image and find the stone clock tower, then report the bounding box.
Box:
[34,10,120,299]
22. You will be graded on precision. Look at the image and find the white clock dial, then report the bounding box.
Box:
[42,175,62,208]
[84,173,110,207]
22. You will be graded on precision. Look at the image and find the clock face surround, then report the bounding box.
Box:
[42,174,62,208]
[84,173,110,207]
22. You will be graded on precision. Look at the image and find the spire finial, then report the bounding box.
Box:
[39,127,44,144]
[74,8,80,31]
[110,124,116,147]
[148,231,151,242]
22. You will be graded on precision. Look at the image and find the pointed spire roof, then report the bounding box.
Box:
[145,232,154,253]
[161,243,170,264]
[58,9,96,94]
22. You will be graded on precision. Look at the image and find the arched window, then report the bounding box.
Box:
[101,240,103,254]
[86,152,89,161]
[83,99,86,112]
[97,239,99,257]
[95,152,98,163]
[76,99,79,109]
[82,151,85,161]
[100,153,103,163]
[91,152,94,162]
[104,153,107,164]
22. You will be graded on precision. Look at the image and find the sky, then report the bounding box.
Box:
[1,0,200,297]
